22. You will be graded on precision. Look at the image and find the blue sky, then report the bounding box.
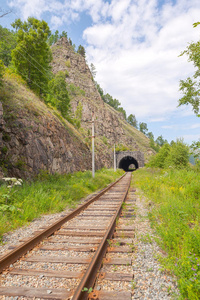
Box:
[1,0,200,144]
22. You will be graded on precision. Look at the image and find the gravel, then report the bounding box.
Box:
[132,190,180,299]
[0,185,180,299]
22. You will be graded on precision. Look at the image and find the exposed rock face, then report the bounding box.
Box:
[0,88,92,179]
[51,38,151,154]
[0,37,153,179]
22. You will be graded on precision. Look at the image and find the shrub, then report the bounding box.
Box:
[148,139,189,169]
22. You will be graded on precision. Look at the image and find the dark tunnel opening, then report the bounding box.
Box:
[118,156,139,172]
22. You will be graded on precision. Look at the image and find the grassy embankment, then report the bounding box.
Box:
[134,167,200,300]
[0,168,124,241]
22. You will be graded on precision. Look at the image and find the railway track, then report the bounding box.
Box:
[0,172,136,300]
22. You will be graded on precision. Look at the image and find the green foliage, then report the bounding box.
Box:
[127,114,138,128]
[156,135,168,147]
[77,45,86,57]
[148,140,189,169]
[48,30,68,45]
[90,63,96,79]
[68,83,85,96]
[0,25,17,66]
[149,137,159,152]
[134,167,200,299]
[166,139,189,169]
[46,71,70,118]
[178,25,200,116]
[139,122,148,135]
[65,59,71,68]
[11,17,52,95]
[146,131,154,140]
[0,59,5,86]
[0,168,124,239]
[115,144,130,151]
[73,101,83,128]
[117,106,126,119]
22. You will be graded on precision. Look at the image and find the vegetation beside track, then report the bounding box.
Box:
[0,168,124,241]
[134,167,200,300]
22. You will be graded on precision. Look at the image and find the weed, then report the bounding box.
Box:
[0,168,124,240]
[130,280,136,290]
[112,265,117,272]
[65,59,71,68]
[82,287,93,293]
[140,233,152,244]
[134,167,200,299]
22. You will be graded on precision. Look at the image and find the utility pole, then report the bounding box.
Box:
[92,113,95,178]
[114,144,116,172]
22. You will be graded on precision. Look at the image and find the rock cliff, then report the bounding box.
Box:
[0,38,153,179]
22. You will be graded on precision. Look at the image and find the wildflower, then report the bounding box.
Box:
[191,268,196,271]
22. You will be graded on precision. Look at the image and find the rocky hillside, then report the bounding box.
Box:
[0,38,153,179]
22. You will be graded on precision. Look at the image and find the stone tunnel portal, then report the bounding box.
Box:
[118,156,139,172]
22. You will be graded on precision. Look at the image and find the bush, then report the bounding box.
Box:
[148,139,189,169]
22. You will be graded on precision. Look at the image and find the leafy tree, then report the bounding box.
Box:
[48,30,68,45]
[0,59,5,87]
[90,63,96,79]
[149,137,159,152]
[148,139,189,169]
[104,93,121,109]
[148,143,170,168]
[146,131,154,140]
[11,17,52,95]
[96,82,104,99]
[178,23,200,116]
[156,135,168,147]
[77,45,86,57]
[117,107,126,119]
[166,139,189,169]
[46,71,70,117]
[127,114,138,128]
[139,122,148,135]
[0,26,17,66]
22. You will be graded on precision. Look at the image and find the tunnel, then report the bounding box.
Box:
[118,156,139,172]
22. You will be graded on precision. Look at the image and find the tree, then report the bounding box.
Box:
[11,17,52,95]
[178,23,200,116]
[127,114,138,128]
[148,139,189,169]
[147,132,154,140]
[90,63,96,79]
[0,26,17,66]
[156,135,168,147]
[77,45,86,57]
[118,107,126,119]
[46,71,70,117]
[48,30,68,45]
[139,122,148,135]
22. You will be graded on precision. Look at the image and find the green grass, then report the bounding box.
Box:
[0,168,124,241]
[134,167,200,299]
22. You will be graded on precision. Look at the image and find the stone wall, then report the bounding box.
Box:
[116,151,145,168]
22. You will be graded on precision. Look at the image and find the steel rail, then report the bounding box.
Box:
[71,172,131,300]
[0,173,126,274]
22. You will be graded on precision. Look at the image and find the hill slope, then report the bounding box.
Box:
[0,38,154,178]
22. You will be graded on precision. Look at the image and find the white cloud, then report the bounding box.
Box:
[7,0,200,130]
[83,1,200,120]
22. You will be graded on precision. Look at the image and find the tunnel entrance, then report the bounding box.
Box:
[118,156,139,172]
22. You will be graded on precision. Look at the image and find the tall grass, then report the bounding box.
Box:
[134,167,200,299]
[0,168,124,240]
